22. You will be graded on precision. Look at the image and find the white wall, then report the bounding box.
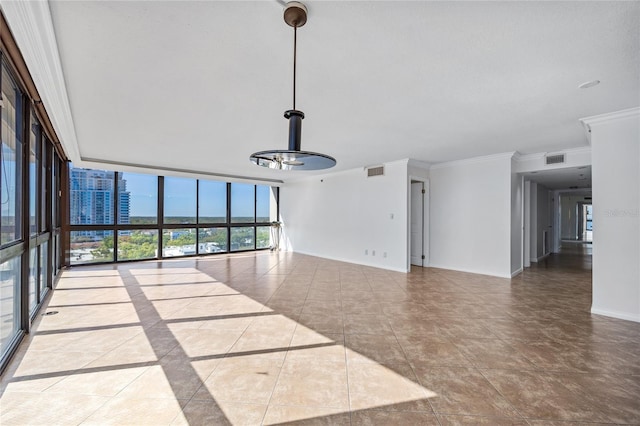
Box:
[429,154,513,278]
[523,181,531,268]
[279,160,409,272]
[510,164,523,276]
[584,108,640,323]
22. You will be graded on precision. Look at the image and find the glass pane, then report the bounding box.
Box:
[198,180,226,224]
[0,256,21,360]
[231,183,254,223]
[118,230,158,261]
[70,230,114,264]
[162,228,196,257]
[230,227,254,251]
[28,247,37,312]
[256,226,271,249]
[119,172,157,225]
[39,242,48,297]
[53,234,60,276]
[52,157,58,228]
[29,115,39,236]
[198,228,227,254]
[40,137,47,232]
[0,65,22,245]
[256,185,272,223]
[70,168,115,225]
[164,177,196,224]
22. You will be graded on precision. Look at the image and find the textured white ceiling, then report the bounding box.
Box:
[47,1,639,182]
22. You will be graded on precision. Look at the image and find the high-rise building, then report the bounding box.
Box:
[70,168,130,237]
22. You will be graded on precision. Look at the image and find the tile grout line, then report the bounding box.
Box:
[389,307,443,425]
[258,254,318,426]
[477,361,530,422]
[173,257,273,424]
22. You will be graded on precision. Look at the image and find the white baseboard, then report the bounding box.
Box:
[291,250,409,273]
[427,263,512,279]
[511,267,523,278]
[591,307,640,323]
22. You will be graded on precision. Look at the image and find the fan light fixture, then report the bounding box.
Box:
[250,1,336,171]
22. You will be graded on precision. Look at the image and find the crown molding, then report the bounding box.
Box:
[407,158,431,169]
[580,107,640,127]
[1,1,80,163]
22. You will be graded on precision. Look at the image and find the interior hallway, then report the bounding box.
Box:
[1,247,639,425]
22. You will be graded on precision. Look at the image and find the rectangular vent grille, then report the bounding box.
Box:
[545,154,566,165]
[367,166,384,177]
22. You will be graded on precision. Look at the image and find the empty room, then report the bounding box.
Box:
[0,1,639,425]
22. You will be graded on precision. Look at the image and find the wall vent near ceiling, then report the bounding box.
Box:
[366,166,385,177]
[545,153,566,165]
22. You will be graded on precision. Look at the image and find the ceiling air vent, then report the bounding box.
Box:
[366,166,384,177]
[545,153,566,165]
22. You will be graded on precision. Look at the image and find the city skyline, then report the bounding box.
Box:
[70,167,272,222]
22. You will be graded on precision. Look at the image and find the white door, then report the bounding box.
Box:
[410,182,424,266]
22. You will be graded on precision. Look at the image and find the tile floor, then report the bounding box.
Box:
[1,245,639,425]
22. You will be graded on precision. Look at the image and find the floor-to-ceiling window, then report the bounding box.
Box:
[0,51,64,373]
[0,60,24,369]
[69,167,279,265]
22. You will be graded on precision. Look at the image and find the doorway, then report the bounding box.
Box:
[578,203,593,242]
[410,180,427,267]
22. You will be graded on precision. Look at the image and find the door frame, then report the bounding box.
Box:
[408,177,429,271]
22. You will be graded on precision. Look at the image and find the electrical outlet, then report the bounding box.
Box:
[383,252,387,258]
[372,250,376,256]
[364,249,368,255]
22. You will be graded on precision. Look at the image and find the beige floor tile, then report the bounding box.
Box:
[347,361,434,412]
[263,405,351,425]
[172,400,267,426]
[270,359,349,409]
[351,408,440,425]
[286,327,346,362]
[0,391,109,426]
[396,335,471,367]
[1,350,105,393]
[170,328,243,358]
[437,414,529,425]
[192,357,282,404]
[45,364,149,397]
[343,314,394,335]
[481,368,603,422]
[413,366,521,418]
[116,363,205,400]
[451,337,537,370]
[244,313,299,334]
[5,248,639,425]
[80,396,186,425]
[345,334,408,365]
[227,329,292,360]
